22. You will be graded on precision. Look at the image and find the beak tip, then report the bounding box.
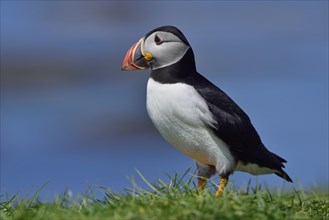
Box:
[121,62,133,71]
[121,58,131,71]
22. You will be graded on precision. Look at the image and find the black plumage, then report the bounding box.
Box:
[150,29,292,182]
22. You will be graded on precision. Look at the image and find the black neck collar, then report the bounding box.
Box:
[150,49,197,84]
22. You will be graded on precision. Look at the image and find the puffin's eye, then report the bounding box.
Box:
[154,34,163,45]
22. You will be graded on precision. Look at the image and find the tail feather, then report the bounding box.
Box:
[275,169,293,182]
[271,152,292,182]
[272,152,287,164]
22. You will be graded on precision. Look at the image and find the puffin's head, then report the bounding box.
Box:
[121,26,192,71]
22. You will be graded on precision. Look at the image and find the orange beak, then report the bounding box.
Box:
[121,38,149,71]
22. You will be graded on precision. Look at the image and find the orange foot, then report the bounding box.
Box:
[215,176,229,196]
[198,177,206,192]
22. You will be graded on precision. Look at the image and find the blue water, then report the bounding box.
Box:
[1,1,328,200]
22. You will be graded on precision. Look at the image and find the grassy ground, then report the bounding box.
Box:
[1,171,328,220]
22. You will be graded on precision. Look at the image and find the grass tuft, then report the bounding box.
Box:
[1,171,328,219]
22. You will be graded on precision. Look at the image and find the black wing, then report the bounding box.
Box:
[187,73,291,180]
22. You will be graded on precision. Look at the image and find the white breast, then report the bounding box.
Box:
[146,78,236,175]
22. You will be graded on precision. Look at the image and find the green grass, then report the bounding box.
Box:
[1,170,328,220]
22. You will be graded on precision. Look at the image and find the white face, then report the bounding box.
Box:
[143,31,190,70]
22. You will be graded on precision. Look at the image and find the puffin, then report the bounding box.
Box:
[121,26,292,195]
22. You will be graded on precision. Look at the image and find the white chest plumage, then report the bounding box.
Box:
[146,78,236,174]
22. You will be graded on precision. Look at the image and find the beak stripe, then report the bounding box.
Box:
[121,37,150,71]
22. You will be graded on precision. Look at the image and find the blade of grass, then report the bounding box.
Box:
[27,181,48,209]
[293,187,303,207]
[135,169,160,194]
[246,179,252,195]
[0,193,17,209]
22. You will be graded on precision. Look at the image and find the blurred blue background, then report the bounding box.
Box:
[1,1,328,200]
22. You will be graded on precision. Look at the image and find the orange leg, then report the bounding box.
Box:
[215,176,229,196]
[198,177,206,192]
